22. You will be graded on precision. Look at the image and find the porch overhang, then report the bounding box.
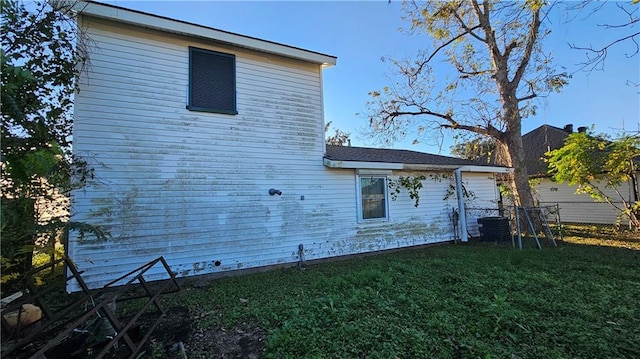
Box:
[454,165,513,244]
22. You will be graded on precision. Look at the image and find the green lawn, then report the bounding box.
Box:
[156,237,639,358]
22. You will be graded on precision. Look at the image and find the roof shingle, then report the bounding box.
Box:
[522,125,571,177]
[325,145,493,167]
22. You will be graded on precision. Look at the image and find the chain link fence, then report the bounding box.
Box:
[540,201,638,240]
[464,203,638,245]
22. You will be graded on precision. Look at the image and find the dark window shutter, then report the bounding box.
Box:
[188,47,237,114]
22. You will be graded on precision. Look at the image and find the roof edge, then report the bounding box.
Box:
[72,1,337,67]
[323,158,403,170]
[456,165,513,174]
[323,158,512,173]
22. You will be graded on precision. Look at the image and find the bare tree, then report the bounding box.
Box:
[367,0,568,207]
[450,136,496,162]
[325,121,351,146]
[567,0,639,73]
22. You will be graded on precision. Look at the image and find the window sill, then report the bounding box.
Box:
[186,105,238,115]
[358,218,390,224]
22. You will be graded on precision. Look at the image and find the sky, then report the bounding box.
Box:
[103,0,639,155]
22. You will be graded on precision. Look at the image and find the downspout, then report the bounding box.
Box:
[454,168,468,242]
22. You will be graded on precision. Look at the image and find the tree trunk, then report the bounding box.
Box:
[497,102,535,209]
[498,124,539,236]
[505,134,535,208]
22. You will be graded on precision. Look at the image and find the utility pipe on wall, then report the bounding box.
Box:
[454,168,468,242]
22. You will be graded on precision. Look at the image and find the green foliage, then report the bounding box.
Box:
[388,174,448,207]
[546,131,640,230]
[1,0,100,293]
[169,240,640,358]
[1,0,87,150]
[444,179,477,203]
[388,175,426,207]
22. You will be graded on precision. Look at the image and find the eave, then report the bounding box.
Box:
[323,158,512,173]
[72,1,337,68]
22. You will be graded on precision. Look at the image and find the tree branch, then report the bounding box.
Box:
[451,5,486,43]
[503,40,519,59]
[567,1,640,73]
[471,0,505,79]
[569,31,640,71]
[441,123,488,135]
[440,122,504,140]
[511,6,541,89]
[599,3,640,29]
[454,62,494,78]
[386,110,455,124]
[517,93,537,102]
[386,107,504,140]
[425,25,482,64]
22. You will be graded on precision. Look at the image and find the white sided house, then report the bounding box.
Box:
[522,125,638,225]
[69,1,510,290]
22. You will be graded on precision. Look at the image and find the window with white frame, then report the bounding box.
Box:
[358,175,389,221]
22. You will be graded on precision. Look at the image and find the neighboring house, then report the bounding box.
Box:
[68,1,510,290]
[522,124,638,225]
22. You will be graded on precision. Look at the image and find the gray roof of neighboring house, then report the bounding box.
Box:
[522,125,572,177]
[325,145,492,167]
[523,124,640,177]
[478,124,574,177]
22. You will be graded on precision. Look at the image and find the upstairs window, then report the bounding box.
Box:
[187,47,237,114]
[358,176,389,221]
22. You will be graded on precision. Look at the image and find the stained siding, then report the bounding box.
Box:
[70,17,501,290]
[71,18,335,289]
[320,171,499,256]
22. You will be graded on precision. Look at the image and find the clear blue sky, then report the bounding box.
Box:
[104,0,639,155]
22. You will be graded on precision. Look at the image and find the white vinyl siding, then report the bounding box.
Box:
[350,171,499,251]
[71,17,333,289]
[69,16,503,291]
[535,178,633,225]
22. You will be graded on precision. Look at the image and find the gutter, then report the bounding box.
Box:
[454,166,512,242]
[324,159,511,174]
[323,158,402,170]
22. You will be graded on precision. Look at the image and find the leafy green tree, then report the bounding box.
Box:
[1,0,99,291]
[546,131,640,230]
[366,0,568,209]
